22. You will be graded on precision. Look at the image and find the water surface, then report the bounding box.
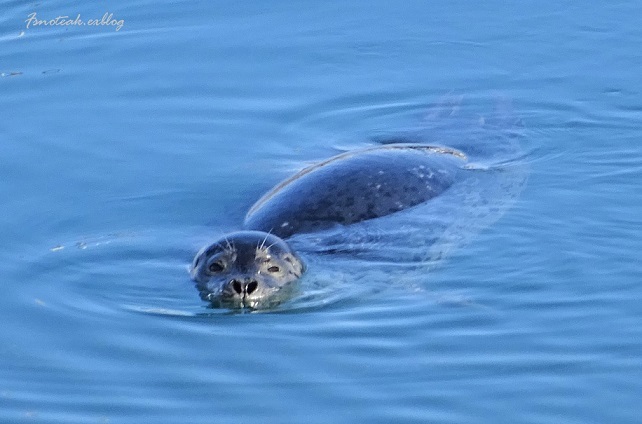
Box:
[1,1,641,423]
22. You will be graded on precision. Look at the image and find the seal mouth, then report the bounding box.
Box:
[204,281,297,310]
[209,293,273,310]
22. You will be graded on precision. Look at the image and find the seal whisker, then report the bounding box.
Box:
[259,228,273,251]
[264,239,279,252]
[223,236,233,252]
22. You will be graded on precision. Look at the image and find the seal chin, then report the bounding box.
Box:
[191,231,305,309]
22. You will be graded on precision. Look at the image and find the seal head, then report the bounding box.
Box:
[190,231,305,308]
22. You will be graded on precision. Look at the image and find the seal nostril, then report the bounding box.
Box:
[247,281,258,294]
[232,280,242,294]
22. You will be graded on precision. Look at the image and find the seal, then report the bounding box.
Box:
[191,144,468,308]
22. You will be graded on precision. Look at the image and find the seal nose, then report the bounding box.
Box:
[230,279,259,295]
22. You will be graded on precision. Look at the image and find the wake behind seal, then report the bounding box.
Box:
[191,144,468,308]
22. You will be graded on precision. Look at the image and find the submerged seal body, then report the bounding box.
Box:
[192,144,468,307]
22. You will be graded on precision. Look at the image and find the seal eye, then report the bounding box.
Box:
[267,266,280,273]
[209,262,225,273]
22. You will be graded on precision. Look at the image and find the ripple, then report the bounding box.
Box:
[21,96,531,318]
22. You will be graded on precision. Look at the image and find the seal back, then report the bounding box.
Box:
[244,145,467,238]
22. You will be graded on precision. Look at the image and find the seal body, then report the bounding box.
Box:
[244,144,467,238]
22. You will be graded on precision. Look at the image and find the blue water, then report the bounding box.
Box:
[2,1,641,422]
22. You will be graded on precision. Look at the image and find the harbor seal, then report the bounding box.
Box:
[191,144,468,308]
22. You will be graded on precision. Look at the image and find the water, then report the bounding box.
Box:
[2,1,641,422]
